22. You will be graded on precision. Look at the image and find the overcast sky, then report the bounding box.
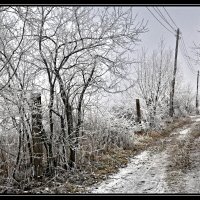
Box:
[131,6,200,90]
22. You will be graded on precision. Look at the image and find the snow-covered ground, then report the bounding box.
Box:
[86,116,200,194]
[87,150,168,193]
[178,128,191,140]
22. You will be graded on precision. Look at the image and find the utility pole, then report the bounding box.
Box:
[169,28,180,117]
[196,70,199,115]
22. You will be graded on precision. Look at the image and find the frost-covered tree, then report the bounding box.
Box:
[0,6,148,181]
[134,40,173,127]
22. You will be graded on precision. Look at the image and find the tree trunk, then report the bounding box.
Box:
[55,70,76,169]
[45,88,56,176]
[66,103,75,169]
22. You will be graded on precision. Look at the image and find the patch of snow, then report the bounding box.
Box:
[180,137,200,193]
[170,128,189,137]
[178,128,191,140]
[181,169,200,193]
[86,118,200,194]
[87,151,169,193]
[194,118,200,122]
[179,128,190,135]
[177,116,200,139]
[190,115,200,122]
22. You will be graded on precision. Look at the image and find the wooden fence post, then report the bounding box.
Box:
[32,93,43,179]
[136,99,141,123]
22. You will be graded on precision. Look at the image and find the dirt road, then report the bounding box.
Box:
[86,116,200,194]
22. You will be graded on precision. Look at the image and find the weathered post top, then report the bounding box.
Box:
[31,93,41,102]
[31,93,42,112]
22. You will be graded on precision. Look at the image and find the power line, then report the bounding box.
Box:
[163,7,178,29]
[179,38,196,74]
[179,41,193,72]
[153,7,176,32]
[179,47,195,74]
[153,7,175,31]
[147,7,196,75]
[181,35,193,63]
[146,7,176,36]
[180,34,196,72]
[158,8,195,75]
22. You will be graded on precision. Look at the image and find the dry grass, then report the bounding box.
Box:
[162,117,192,135]
[0,117,194,194]
[80,117,194,189]
[75,148,134,187]
[165,136,193,192]
[74,117,195,193]
[165,120,199,191]
[133,117,192,151]
[167,139,192,172]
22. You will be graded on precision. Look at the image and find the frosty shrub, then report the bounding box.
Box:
[75,107,138,169]
[142,101,169,131]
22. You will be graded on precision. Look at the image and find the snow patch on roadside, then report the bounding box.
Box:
[178,128,191,140]
[179,128,190,135]
[177,116,200,139]
[190,115,197,118]
[182,171,200,193]
[181,137,200,193]
[194,118,200,122]
[86,116,200,194]
[87,151,169,193]
[190,115,200,122]
[171,127,190,137]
